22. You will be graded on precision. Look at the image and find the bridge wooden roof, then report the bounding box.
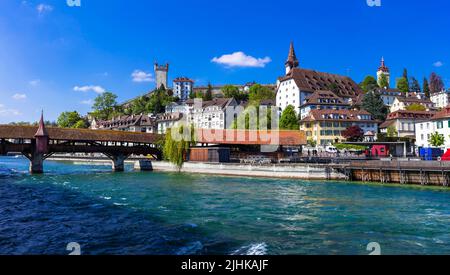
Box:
[195,129,306,146]
[0,126,162,144]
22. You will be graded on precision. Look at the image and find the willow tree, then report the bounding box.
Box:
[163,124,196,171]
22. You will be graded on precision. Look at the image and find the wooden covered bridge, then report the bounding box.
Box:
[0,114,163,173]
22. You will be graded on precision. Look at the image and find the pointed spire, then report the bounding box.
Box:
[285,41,299,69]
[35,110,48,137]
[378,56,389,73]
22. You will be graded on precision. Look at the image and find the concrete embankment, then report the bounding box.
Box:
[47,156,346,180]
[150,161,346,180]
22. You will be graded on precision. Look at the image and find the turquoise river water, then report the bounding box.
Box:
[0,156,449,255]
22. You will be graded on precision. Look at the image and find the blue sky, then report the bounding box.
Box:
[0,0,449,123]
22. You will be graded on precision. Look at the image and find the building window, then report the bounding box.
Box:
[437,121,444,129]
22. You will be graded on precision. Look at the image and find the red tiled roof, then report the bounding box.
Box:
[431,107,450,120]
[195,129,306,146]
[302,90,349,107]
[379,120,395,129]
[301,109,376,123]
[278,68,362,98]
[386,110,436,120]
[396,97,432,104]
[173,77,194,83]
[0,126,162,143]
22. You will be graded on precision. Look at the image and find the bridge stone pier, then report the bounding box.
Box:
[0,113,162,174]
[29,151,45,174]
[106,153,130,172]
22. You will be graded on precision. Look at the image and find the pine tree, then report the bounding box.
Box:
[423,78,430,98]
[403,68,409,80]
[410,77,422,94]
[402,68,410,92]
[204,83,213,101]
[361,91,388,121]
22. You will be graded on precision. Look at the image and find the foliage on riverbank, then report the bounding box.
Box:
[334,143,367,151]
[163,124,196,171]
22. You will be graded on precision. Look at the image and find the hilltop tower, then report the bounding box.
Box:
[285,41,299,75]
[377,57,390,88]
[154,62,169,90]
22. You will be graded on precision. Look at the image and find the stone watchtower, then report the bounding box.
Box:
[377,57,390,88]
[154,62,169,90]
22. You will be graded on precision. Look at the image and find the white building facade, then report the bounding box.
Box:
[173,77,194,102]
[430,90,450,109]
[188,98,238,130]
[276,42,362,115]
[415,107,450,150]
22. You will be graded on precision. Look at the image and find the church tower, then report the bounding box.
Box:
[285,42,299,75]
[154,62,169,90]
[377,57,390,88]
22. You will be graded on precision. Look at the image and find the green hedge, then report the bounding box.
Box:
[334,144,368,151]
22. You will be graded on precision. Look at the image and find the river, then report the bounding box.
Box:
[0,156,449,255]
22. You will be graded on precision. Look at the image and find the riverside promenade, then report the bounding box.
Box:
[46,156,450,187]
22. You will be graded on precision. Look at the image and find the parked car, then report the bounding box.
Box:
[325,146,338,154]
[241,155,272,165]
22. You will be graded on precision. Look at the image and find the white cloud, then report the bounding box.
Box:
[434,61,444,67]
[80,99,94,105]
[131,70,154,83]
[0,104,21,117]
[36,3,53,15]
[29,79,41,86]
[211,52,272,68]
[74,85,106,94]
[12,93,27,100]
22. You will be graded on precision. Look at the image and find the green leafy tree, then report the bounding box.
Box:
[73,120,88,129]
[131,96,149,114]
[189,89,196,99]
[423,78,431,98]
[92,92,118,120]
[361,91,388,121]
[163,125,196,171]
[279,105,299,130]
[387,125,398,138]
[57,111,87,128]
[231,104,273,130]
[146,88,176,114]
[360,76,379,93]
[409,77,422,94]
[396,77,409,93]
[248,84,275,105]
[405,103,426,111]
[429,132,445,147]
[307,139,317,148]
[222,85,248,101]
[378,74,389,89]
